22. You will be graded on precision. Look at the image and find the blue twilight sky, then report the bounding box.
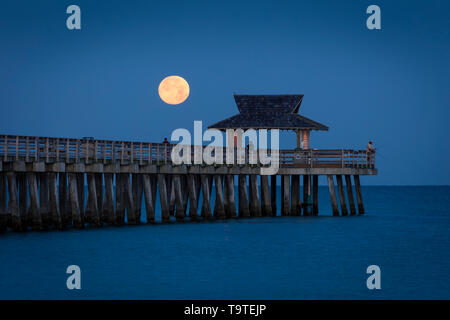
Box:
[0,0,449,185]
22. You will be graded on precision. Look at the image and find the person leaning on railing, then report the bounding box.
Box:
[366,140,375,168]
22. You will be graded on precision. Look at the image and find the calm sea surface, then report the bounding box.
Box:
[1,186,449,299]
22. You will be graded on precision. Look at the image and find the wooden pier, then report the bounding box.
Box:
[0,134,376,232]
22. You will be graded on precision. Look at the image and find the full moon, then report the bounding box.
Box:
[158,75,190,105]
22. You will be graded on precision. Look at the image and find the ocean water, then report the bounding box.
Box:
[0,186,449,299]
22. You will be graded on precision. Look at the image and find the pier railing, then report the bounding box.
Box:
[0,135,375,169]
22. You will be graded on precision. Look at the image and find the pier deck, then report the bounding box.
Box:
[0,135,377,232]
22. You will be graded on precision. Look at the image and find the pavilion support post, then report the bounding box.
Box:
[313,175,319,215]
[103,173,115,224]
[260,175,272,216]
[68,173,83,228]
[238,175,250,217]
[225,175,237,218]
[39,173,49,228]
[282,175,290,216]
[18,173,28,229]
[200,174,212,218]
[290,175,300,216]
[86,173,101,226]
[7,173,21,231]
[354,175,365,214]
[214,175,226,219]
[142,174,155,223]
[327,175,339,216]
[336,175,348,216]
[174,175,186,222]
[344,175,357,215]
[0,172,7,232]
[48,172,62,229]
[158,174,170,222]
[123,173,136,225]
[270,175,277,216]
[249,175,261,217]
[115,173,125,225]
[27,173,41,230]
[132,173,143,223]
[186,175,198,221]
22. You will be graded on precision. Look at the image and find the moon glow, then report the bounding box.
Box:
[158,76,190,105]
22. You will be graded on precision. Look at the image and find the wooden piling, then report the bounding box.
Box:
[132,173,143,223]
[59,172,71,226]
[27,173,41,230]
[282,175,290,216]
[354,175,365,214]
[344,175,357,215]
[86,173,101,226]
[142,174,155,223]
[303,175,310,216]
[0,172,7,232]
[249,175,261,217]
[260,175,272,216]
[167,176,176,217]
[158,174,170,222]
[174,175,186,221]
[115,173,125,225]
[200,174,212,218]
[39,173,49,228]
[186,174,198,220]
[95,173,104,223]
[18,173,28,228]
[213,175,226,219]
[238,175,250,217]
[7,172,21,231]
[48,172,62,229]
[123,173,136,224]
[270,175,277,216]
[312,175,319,215]
[76,173,85,220]
[336,175,348,216]
[281,175,285,216]
[225,175,237,218]
[290,175,300,216]
[103,173,115,224]
[68,173,83,228]
[326,175,339,216]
